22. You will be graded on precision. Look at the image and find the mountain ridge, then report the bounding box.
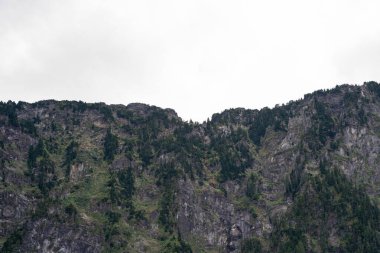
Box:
[0,82,379,252]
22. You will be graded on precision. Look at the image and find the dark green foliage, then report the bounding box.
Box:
[139,143,154,166]
[104,129,118,162]
[248,206,257,218]
[65,141,79,163]
[121,107,179,168]
[134,111,172,166]
[0,228,25,253]
[106,211,121,224]
[339,89,368,127]
[107,173,122,205]
[72,117,80,126]
[271,225,308,253]
[169,123,206,179]
[124,138,136,160]
[61,101,113,121]
[304,85,354,99]
[343,90,360,107]
[65,203,78,222]
[211,108,256,126]
[358,107,367,125]
[65,203,78,216]
[27,139,57,194]
[294,241,306,253]
[156,161,179,233]
[156,161,178,187]
[366,81,380,97]
[99,106,114,122]
[213,129,254,182]
[71,100,88,113]
[45,137,59,154]
[314,101,336,142]
[218,147,245,182]
[118,167,135,200]
[305,101,336,151]
[162,236,193,253]
[116,109,133,119]
[20,119,37,136]
[108,169,141,220]
[248,106,289,146]
[320,169,380,252]
[117,167,138,216]
[37,155,56,195]
[249,108,272,146]
[274,165,380,253]
[50,121,58,132]
[246,173,260,200]
[64,141,79,176]
[103,209,128,250]
[240,238,262,253]
[86,103,114,121]
[285,155,305,197]
[0,158,5,184]
[7,106,18,127]
[159,189,176,233]
[0,101,19,127]
[27,140,46,171]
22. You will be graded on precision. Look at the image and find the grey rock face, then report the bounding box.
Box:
[0,191,33,237]
[0,83,380,252]
[19,219,102,253]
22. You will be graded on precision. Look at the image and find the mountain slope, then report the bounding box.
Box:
[0,82,379,252]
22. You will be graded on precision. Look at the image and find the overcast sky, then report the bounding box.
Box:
[1,0,380,122]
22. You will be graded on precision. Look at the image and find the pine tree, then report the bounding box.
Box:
[104,129,118,162]
[119,166,135,200]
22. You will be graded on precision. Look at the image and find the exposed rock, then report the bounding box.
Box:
[0,83,380,252]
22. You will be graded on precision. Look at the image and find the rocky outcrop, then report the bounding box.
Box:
[0,82,379,252]
[19,219,102,253]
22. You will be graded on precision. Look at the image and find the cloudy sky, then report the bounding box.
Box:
[1,0,380,122]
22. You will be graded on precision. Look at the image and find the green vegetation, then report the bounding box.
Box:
[118,166,135,201]
[285,154,305,197]
[246,173,261,200]
[64,140,79,176]
[27,139,57,195]
[20,119,37,136]
[0,228,25,253]
[104,129,119,162]
[64,203,79,222]
[274,165,380,253]
[212,128,254,182]
[106,165,142,223]
[366,81,380,97]
[240,238,262,253]
[156,161,178,233]
[103,210,128,251]
[107,173,123,205]
[248,106,289,146]
[305,100,336,151]
[0,101,19,127]
[162,235,193,253]
[1,84,380,253]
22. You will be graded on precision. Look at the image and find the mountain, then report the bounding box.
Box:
[0,82,379,253]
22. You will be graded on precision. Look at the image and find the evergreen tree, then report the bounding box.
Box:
[107,173,122,205]
[118,166,135,200]
[104,129,118,162]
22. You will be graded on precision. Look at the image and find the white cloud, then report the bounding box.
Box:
[1,0,380,121]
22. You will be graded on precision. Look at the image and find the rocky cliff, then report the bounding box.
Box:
[0,82,379,252]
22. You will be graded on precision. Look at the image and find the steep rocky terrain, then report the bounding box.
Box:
[0,82,379,253]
